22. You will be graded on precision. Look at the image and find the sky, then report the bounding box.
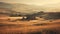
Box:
[0,0,60,12]
[0,0,60,6]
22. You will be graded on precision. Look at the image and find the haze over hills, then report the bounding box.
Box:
[42,3,60,12]
[0,2,60,15]
[0,2,42,14]
[11,3,41,14]
[0,2,13,9]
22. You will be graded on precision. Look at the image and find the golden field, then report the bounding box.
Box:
[0,17,60,34]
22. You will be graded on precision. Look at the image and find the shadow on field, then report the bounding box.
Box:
[0,23,23,28]
[27,29,60,34]
[32,23,50,26]
[0,24,60,34]
[0,29,60,34]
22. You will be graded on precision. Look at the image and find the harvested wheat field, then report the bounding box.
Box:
[0,17,60,34]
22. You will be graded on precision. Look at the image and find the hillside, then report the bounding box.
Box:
[0,2,13,9]
[0,2,42,14]
[0,16,60,34]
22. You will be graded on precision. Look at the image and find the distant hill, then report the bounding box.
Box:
[0,2,13,9]
[0,2,60,19]
[0,2,43,15]
[11,3,42,14]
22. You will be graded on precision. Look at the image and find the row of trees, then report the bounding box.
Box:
[0,10,60,20]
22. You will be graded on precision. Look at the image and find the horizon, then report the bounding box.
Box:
[0,0,60,12]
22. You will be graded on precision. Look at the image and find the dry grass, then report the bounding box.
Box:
[0,17,60,34]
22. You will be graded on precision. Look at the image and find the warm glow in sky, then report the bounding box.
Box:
[0,0,60,6]
[0,0,60,12]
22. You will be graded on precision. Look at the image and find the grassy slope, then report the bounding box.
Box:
[0,17,60,34]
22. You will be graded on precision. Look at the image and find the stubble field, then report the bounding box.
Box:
[0,17,60,34]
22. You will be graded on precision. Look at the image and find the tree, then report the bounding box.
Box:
[26,15,36,20]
